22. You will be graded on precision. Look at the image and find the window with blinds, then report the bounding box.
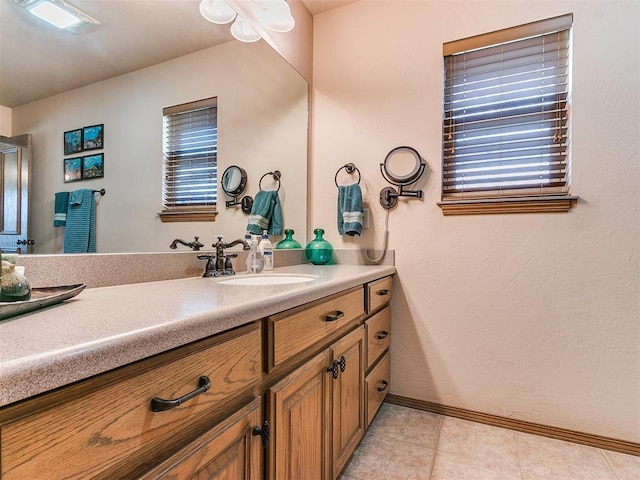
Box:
[440,14,575,215]
[160,98,218,222]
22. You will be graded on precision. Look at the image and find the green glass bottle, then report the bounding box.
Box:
[276,229,302,249]
[305,228,333,265]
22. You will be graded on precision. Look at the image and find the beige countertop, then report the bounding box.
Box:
[0,264,395,407]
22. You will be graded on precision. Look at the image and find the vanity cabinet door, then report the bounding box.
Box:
[140,398,263,480]
[268,349,332,480]
[331,326,365,479]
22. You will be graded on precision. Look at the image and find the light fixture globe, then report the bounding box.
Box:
[230,15,261,42]
[199,0,236,25]
[254,0,295,33]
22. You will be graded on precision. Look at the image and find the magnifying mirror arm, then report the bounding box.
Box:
[225,197,242,208]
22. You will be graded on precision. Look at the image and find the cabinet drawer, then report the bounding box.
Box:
[365,307,391,370]
[365,352,390,427]
[1,323,262,480]
[268,287,364,370]
[366,276,393,313]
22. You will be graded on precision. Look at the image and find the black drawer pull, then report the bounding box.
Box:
[377,380,389,392]
[325,310,345,322]
[375,331,389,340]
[252,420,270,448]
[376,289,390,296]
[327,361,339,379]
[150,375,211,412]
[338,355,346,373]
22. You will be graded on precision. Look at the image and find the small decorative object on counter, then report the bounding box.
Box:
[276,229,302,249]
[245,235,264,274]
[0,260,31,302]
[259,231,274,271]
[305,228,334,265]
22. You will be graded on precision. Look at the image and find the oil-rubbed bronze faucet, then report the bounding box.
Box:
[169,236,204,251]
[198,236,250,277]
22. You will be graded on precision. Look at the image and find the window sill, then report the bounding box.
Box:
[437,196,578,215]
[159,210,218,222]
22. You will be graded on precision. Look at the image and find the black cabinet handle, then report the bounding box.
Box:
[375,331,389,340]
[376,289,390,296]
[150,375,211,412]
[325,310,344,322]
[327,361,339,379]
[338,355,346,373]
[252,420,270,448]
[377,380,389,392]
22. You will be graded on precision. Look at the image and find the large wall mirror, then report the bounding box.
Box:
[0,0,308,254]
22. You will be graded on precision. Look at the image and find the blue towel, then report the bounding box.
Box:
[247,190,283,235]
[53,191,69,227]
[338,184,364,236]
[64,189,96,253]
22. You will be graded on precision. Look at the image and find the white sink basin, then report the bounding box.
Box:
[218,274,317,286]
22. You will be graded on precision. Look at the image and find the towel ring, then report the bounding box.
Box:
[92,189,106,196]
[259,170,281,192]
[334,163,361,187]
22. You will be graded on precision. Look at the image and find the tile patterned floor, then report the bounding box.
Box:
[340,404,640,480]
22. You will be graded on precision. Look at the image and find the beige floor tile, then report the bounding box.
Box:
[602,450,640,480]
[431,416,523,480]
[437,416,521,462]
[431,449,524,480]
[337,475,360,480]
[516,432,618,480]
[341,431,435,480]
[367,403,441,447]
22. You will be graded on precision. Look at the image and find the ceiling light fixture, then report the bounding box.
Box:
[199,0,295,43]
[200,0,236,25]
[16,0,99,33]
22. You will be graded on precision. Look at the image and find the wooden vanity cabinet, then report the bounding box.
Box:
[0,274,394,480]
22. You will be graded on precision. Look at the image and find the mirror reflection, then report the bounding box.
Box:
[2,3,308,254]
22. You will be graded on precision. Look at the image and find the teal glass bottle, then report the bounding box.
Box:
[305,228,333,265]
[276,229,302,249]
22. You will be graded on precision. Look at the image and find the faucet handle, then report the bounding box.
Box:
[197,254,216,278]
[192,236,204,251]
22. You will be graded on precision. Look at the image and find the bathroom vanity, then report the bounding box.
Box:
[0,264,394,479]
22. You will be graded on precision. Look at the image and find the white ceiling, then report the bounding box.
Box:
[0,0,358,109]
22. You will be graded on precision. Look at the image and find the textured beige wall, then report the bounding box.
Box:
[13,40,308,254]
[312,0,639,441]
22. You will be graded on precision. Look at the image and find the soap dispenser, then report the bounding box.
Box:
[245,235,264,274]
[259,231,274,271]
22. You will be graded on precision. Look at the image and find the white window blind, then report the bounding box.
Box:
[162,98,217,216]
[442,15,572,201]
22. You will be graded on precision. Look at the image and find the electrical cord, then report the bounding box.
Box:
[364,209,389,264]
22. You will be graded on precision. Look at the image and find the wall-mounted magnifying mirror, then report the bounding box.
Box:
[222,166,253,214]
[379,146,426,209]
